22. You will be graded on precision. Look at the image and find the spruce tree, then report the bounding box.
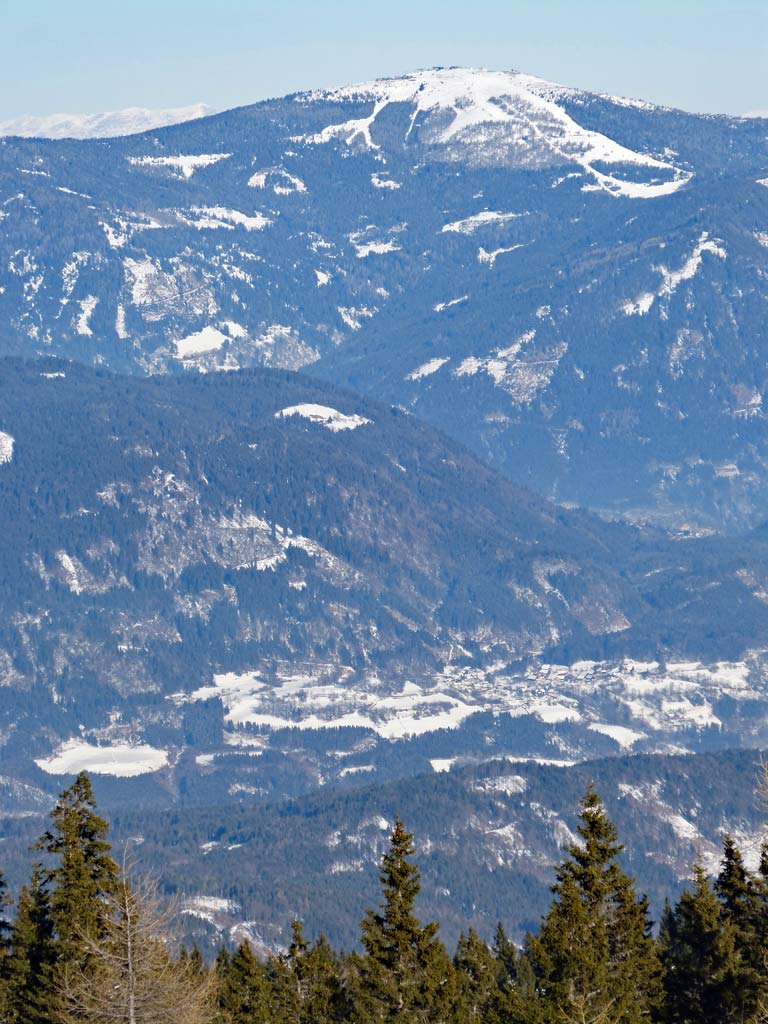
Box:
[4,866,56,1024]
[287,921,348,1024]
[524,786,662,1023]
[660,862,740,1024]
[0,870,12,1020]
[35,771,118,962]
[454,928,500,1023]
[216,940,273,1024]
[351,817,459,1023]
[715,834,766,1021]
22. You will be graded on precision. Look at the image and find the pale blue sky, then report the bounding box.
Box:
[2,0,767,120]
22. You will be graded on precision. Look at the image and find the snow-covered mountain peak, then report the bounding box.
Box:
[297,67,689,196]
[0,102,217,140]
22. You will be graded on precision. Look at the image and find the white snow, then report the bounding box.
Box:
[181,206,272,231]
[221,320,247,338]
[529,701,582,723]
[248,167,306,193]
[434,295,468,312]
[407,357,450,380]
[354,240,401,258]
[371,173,401,190]
[127,153,231,179]
[338,306,376,330]
[56,551,83,594]
[300,68,690,197]
[275,404,371,431]
[478,244,525,267]
[442,211,523,234]
[35,740,169,777]
[477,774,528,794]
[76,295,98,336]
[0,432,14,464]
[339,764,375,776]
[588,723,646,748]
[622,292,656,316]
[315,269,331,287]
[430,758,457,773]
[175,325,229,358]
[0,103,216,139]
[622,232,726,315]
[453,330,567,405]
[181,896,238,925]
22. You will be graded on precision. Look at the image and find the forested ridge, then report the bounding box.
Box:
[3,772,768,1023]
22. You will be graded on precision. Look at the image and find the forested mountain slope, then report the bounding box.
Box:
[1,69,767,526]
[0,360,767,814]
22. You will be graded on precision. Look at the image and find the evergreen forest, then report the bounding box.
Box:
[3,771,768,1024]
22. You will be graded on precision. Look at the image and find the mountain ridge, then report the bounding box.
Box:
[1,66,766,527]
[0,102,218,139]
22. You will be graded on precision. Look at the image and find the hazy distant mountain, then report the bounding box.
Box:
[0,102,217,139]
[1,67,767,527]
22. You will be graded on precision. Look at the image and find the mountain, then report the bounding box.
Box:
[1,358,768,815]
[3,748,762,951]
[1,68,767,527]
[0,103,217,139]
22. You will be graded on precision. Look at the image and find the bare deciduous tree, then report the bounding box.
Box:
[58,870,214,1024]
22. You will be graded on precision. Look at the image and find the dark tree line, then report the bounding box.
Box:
[2,772,768,1023]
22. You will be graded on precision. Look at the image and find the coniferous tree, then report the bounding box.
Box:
[216,940,272,1024]
[267,953,301,1024]
[351,817,459,1023]
[660,862,740,1024]
[0,870,12,1020]
[454,928,500,1023]
[4,866,56,1024]
[524,786,662,1024]
[35,771,118,963]
[715,834,767,1021]
[287,922,348,1024]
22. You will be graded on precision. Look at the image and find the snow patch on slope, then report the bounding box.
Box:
[175,326,229,358]
[407,357,450,380]
[622,233,726,316]
[0,433,14,464]
[276,404,372,431]
[180,206,272,231]
[76,295,98,336]
[371,173,401,190]
[442,211,524,234]
[127,153,231,179]
[248,167,306,193]
[434,295,468,312]
[455,330,567,404]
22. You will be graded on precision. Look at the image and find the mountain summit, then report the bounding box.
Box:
[299,67,687,196]
[1,67,767,526]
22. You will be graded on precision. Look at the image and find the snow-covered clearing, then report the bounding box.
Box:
[175,325,229,358]
[407,357,450,380]
[35,740,169,777]
[127,153,231,178]
[275,404,371,431]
